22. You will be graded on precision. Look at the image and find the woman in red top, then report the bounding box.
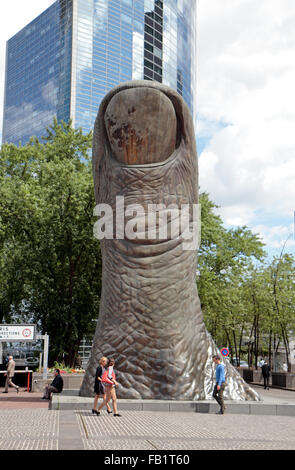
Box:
[97,358,121,416]
[92,356,112,415]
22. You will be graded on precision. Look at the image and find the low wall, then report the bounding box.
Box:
[287,375,295,389]
[238,368,253,383]
[236,367,295,390]
[272,372,286,387]
[32,373,84,392]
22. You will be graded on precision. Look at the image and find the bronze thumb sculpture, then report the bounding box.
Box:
[80,81,260,402]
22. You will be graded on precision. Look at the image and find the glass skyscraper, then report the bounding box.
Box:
[2,0,196,145]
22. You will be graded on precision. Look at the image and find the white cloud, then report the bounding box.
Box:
[251,224,295,251]
[0,1,56,139]
[4,100,56,141]
[197,0,295,253]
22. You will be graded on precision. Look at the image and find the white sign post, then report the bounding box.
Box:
[36,333,49,380]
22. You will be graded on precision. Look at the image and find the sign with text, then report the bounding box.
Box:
[0,324,36,342]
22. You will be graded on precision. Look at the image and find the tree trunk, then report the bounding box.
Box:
[268,328,272,370]
[281,326,290,372]
[248,319,255,368]
[250,340,254,369]
[255,315,260,370]
[238,325,244,364]
[225,328,233,362]
[253,315,258,369]
[232,328,239,365]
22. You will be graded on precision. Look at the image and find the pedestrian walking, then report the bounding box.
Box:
[96,358,121,416]
[213,355,226,414]
[92,356,112,415]
[261,361,271,390]
[258,358,265,367]
[42,368,63,399]
[2,355,19,393]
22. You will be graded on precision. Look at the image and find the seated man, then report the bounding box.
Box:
[42,368,63,400]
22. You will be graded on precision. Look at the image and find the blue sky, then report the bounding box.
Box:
[0,0,294,259]
[196,0,295,259]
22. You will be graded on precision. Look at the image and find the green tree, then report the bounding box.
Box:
[198,192,266,358]
[268,253,295,371]
[0,120,101,366]
[241,264,274,368]
[243,255,295,370]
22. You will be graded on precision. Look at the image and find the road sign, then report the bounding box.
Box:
[220,347,229,357]
[0,324,36,342]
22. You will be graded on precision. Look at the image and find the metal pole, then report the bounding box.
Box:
[42,334,49,380]
[27,371,30,392]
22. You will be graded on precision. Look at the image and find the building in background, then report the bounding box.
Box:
[2,0,196,145]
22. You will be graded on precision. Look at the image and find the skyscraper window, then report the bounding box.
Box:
[2,0,196,145]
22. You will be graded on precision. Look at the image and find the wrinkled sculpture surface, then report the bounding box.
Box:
[80,81,260,401]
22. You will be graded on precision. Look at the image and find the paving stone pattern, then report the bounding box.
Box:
[0,407,294,450]
[0,409,59,450]
[77,410,295,450]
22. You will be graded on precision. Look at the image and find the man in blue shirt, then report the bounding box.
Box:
[213,355,226,414]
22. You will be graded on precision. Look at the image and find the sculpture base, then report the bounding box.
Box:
[51,389,295,416]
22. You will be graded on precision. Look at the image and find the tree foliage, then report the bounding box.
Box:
[198,192,295,370]
[0,120,101,365]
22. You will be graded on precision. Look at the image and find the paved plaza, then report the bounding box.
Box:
[0,407,295,451]
[0,386,294,450]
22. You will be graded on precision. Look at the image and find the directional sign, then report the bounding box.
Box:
[220,347,230,357]
[0,325,36,342]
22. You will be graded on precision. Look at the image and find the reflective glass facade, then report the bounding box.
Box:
[2,0,72,145]
[2,0,196,145]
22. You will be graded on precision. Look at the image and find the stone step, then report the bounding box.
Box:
[50,393,295,416]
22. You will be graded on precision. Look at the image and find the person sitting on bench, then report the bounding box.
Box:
[42,368,63,400]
